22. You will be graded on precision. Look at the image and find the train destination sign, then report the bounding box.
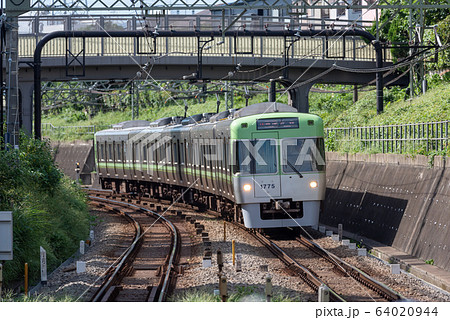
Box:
[256,118,299,130]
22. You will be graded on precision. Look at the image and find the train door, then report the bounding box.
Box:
[251,132,281,198]
[176,140,183,184]
[111,142,117,176]
[208,144,215,192]
[180,139,187,185]
[165,140,171,184]
[194,139,201,189]
[99,140,107,176]
[225,138,233,196]
[141,143,147,180]
[117,141,126,177]
[217,139,225,195]
[150,142,158,181]
[159,141,167,183]
[201,141,209,191]
[211,141,219,193]
[134,141,142,179]
[169,140,176,184]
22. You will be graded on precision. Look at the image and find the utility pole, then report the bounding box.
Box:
[409,0,425,98]
[130,82,135,120]
[5,15,19,147]
[5,1,30,147]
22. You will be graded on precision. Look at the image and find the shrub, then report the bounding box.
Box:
[0,134,90,287]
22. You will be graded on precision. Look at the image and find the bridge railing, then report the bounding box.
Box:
[18,14,392,62]
[326,121,450,155]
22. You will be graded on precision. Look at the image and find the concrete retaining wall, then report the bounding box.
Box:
[322,152,449,271]
[51,141,95,185]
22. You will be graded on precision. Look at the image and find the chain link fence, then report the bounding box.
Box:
[41,123,112,140]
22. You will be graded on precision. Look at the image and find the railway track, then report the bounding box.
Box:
[231,221,406,302]
[88,193,181,302]
[295,235,406,302]
[87,190,406,302]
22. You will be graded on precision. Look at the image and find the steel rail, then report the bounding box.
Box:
[230,221,346,302]
[296,236,407,302]
[88,190,402,301]
[136,205,181,302]
[88,191,181,302]
[89,197,143,302]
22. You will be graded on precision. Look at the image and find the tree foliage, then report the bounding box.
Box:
[371,0,450,66]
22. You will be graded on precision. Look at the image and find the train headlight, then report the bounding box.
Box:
[309,181,318,189]
[243,184,252,192]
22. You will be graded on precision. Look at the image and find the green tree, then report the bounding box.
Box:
[371,0,450,65]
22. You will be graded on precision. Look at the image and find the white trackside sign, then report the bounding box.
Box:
[0,211,13,261]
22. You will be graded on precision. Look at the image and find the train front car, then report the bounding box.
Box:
[230,103,326,229]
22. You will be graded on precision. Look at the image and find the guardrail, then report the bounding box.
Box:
[326,121,450,155]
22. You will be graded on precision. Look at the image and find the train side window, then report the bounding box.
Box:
[200,143,205,167]
[100,144,105,160]
[116,143,122,162]
[163,141,168,164]
[134,143,140,162]
[193,141,199,166]
[185,139,190,165]
[180,142,185,165]
[108,143,113,161]
[151,142,156,165]
[174,140,179,164]
[143,145,147,162]
[168,141,173,164]
[224,138,229,172]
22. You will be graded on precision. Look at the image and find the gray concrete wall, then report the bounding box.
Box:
[322,152,449,271]
[51,141,95,185]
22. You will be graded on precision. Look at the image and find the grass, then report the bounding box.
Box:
[169,286,303,302]
[0,135,91,288]
[324,82,450,128]
[41,79,450,156]
[0,290,76,302]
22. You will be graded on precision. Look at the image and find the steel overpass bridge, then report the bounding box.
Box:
[5,13,410,140]
[7,0,447,144]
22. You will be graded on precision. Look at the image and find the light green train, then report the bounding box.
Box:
[95,102,326,229]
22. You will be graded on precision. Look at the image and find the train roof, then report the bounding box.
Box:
[97,102,300,134]
[234,102,297,118]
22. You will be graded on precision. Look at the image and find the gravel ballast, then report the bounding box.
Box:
[33,205,450,302]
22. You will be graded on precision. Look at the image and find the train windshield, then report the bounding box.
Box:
[234,139,278,174]
[281,138,325,173]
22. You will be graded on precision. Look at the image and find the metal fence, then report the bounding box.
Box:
[17,14,392,62]
[325,121,450,155]
[42,120,449,155]
[41,123,112,137]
